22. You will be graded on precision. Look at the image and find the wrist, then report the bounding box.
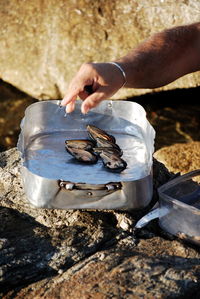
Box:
[107,62,127,88]
[114,60,133,88]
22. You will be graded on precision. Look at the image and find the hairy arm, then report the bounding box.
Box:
[116,22,200,88]
[62,22,200,113]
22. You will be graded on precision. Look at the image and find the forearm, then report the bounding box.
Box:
[116,22,200,88]
[62,22,200,114]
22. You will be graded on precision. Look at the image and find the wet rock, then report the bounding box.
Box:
[0,0,200,100]
[1,148,200,298]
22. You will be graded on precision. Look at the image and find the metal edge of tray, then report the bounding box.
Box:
[20,164,153,210]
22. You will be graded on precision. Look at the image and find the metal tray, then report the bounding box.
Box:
[17,100,155,210]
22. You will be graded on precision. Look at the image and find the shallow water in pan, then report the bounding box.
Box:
[24,130,149,184]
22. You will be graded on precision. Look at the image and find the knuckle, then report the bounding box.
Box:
[81,62,94,71]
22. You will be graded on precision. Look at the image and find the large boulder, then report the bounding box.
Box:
[1,148,200,298]
[0,0,199,100]
[154,141,200,176]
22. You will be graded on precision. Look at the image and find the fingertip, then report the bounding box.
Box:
[66,102,75,113]
[81,93,102,114]
[61,93,77,106]
[81,103,90,114]
[65,106,70,114]
[61,98,69,107]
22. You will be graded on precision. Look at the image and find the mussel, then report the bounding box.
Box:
[65,125,127,171]
[93,147,123,157]
[66,147,98,164]
[65,139,95,151]
[95,137,123,156]
[98,149,127,172]
[87,125,116,143]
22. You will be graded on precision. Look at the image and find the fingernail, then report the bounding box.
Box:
[66,104,72,113]
[82,105,89,114]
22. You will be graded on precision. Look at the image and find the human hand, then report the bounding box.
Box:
[61,62,126,114]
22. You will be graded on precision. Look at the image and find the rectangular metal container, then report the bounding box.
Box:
[17,100,155,210]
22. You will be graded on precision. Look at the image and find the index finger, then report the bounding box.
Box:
[61,83,81,106]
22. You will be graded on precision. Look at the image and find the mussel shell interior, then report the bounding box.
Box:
[65,139,95,150]
[66,147,98,164]
[87,125,116,143]
[99,150,127,172]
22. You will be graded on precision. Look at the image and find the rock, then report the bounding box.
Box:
[3,237,200,299]
[0,0,200,100]
[0,80,37,151]
[138,88,200,150]
[154,141,200,175]
[1,148,200,297]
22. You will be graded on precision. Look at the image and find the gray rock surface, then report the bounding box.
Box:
[0,0,200,100]
[1,148,200,298]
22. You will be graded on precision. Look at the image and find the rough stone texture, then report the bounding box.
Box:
[1,148,200,298]
[135,87,200,151]
[4,237,200,299]
[0,80,37,151]
[0,0,200,100]
[154,141,200,176]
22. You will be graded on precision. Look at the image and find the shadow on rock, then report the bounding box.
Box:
[127,86,200,150]
[0,207,58,295]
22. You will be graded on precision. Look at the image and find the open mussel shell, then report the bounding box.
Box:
[98,149,127,173]
[65,139,95,151]
[87,125,116,143]
[95,137,123,155]
[93,147,123,157]
[66,147,98,164]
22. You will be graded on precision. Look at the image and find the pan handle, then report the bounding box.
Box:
[135,206,169,229]
[58,180,122,191]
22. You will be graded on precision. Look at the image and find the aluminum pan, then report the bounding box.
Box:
[20,165,153,210]
[18,100,155,184]
[18,100,155,210]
